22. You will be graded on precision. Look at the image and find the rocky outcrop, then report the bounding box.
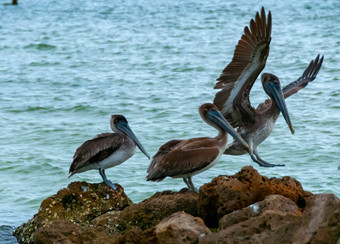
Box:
[13,167,340,244]
[197,166,311,227]
[13,181,132,243]
[200,194,340,244]
[115,189,198,231]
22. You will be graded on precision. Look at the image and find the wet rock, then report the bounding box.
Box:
[197,166,311,227]
[13,181,132,243]
[154,211,211,243]
[116,189,198,231]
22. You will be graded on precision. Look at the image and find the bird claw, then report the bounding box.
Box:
[104,180,118,190]
[259,162,285,167]
[250,154,285,167]
[257,160,285,167]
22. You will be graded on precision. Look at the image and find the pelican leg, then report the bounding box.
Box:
[99,168,117,190]
[250,149,285,167]
[187,177,198,193]
[183,177,191,190]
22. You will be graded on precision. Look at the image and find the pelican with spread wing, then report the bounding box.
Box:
[213,7,323,167]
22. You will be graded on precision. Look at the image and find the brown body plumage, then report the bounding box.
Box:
[146,103,249,192]
[69,115,150,190]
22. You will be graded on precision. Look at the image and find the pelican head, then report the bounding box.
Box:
[199,103,249,151]
[110,115,150,159]
[261,73,295,134]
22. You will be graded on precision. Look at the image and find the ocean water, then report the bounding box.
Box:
[0,0,339,242]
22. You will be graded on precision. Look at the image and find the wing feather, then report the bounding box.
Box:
[256,55,324,113]
[146,147,219,181]
[69,133,122,174]
[213,7,271,127]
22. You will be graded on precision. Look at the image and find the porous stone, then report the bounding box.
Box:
[14,182,132,243]
[197,166,311,227]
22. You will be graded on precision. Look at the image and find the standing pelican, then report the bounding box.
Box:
[146,103,249,192]
[213,7,323,167]
[69,115,150,190]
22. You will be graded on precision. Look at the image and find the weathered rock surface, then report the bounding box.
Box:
[200,194,340,244]
[154,211,211,243]
[13,167,340,244]
[197,166,312,227]
[115,189,198,231]
[14,181,132,243]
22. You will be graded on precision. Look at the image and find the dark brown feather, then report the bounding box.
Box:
[147,147,219,181]
[147,137,221,181]
[69,133,123,173]
[213,7,271,127]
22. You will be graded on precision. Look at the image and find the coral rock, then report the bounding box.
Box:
[116,189,198,231]
[197,166,311,227]
[13,182,132,243]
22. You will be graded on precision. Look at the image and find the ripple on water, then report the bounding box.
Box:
[0,225,17,244]
[24,43,57,50]
[0,0,339,236]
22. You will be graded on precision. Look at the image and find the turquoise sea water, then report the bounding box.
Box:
[0,0,339,242]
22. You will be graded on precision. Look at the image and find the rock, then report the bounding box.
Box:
[290,194,340,244]
[14,168,339,244]
[115,189,198,231]
[13,181,132,243]
[115,211,210,244]
[199,194,340,244]
[154,211,211,243]
[197,166,311,227]
[33,221,95,244]
[219,194,301,230]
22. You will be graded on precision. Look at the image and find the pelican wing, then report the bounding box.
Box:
[146,146,219,181]
[69,133,122,174]
[282,54,324,98]
[256,55,324,113]
[213,7,271,127]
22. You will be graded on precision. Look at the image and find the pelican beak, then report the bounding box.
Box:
[208,110,249,152]
[116,122,151,159]
[266,82,295,134]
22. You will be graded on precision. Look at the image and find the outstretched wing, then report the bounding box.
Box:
[69,133,122,175]
[282,54,324,98]
[256,55,324,113]
[213,7,271,127]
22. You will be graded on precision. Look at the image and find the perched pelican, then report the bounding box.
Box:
[213,7,323,167]
[146,103,249,192]
[69,115,150,190]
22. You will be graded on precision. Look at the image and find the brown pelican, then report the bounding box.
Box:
[213,7,323,167]
[69,115,150,190]
[146,103,249,192]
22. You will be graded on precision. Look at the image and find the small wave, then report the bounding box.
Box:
[24,43,57,50]
[7,106,48,113]
[29,61,61,67]
[0,225,16,244]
